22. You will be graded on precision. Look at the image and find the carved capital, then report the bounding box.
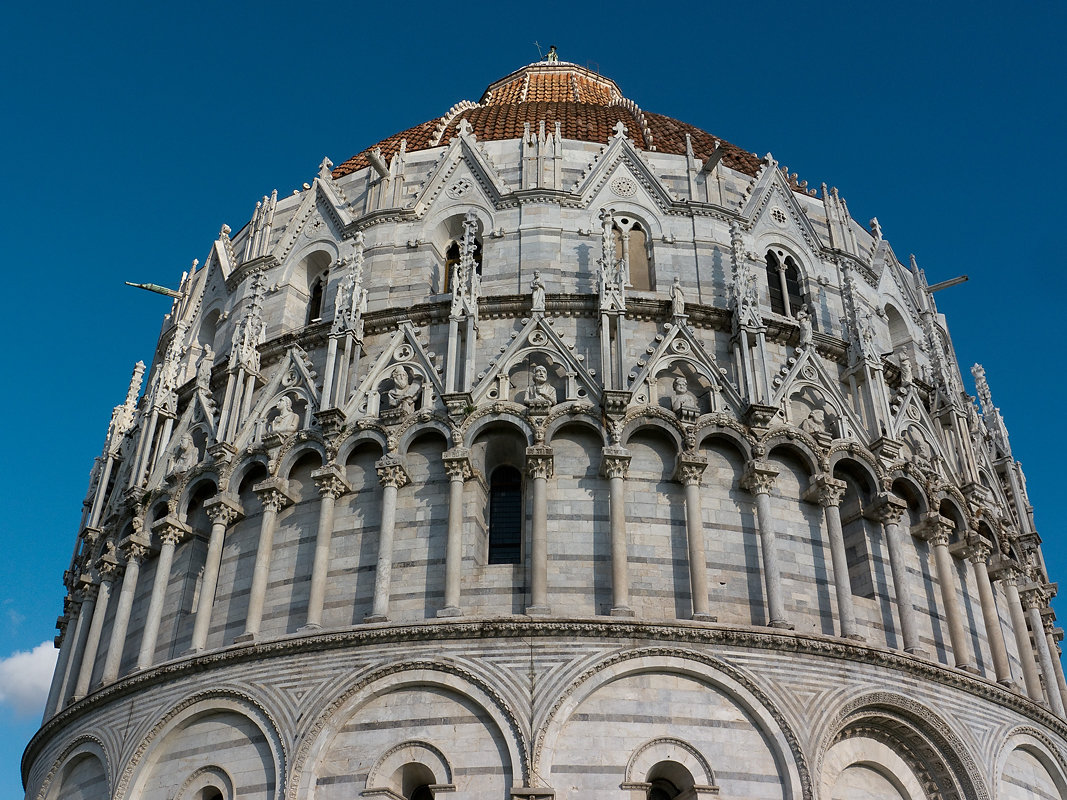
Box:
[75,574,99,603]
[312,464,350,499]
[526,445,554,480]
[443,447,473,482]
[740,460,779,496]
[252,478,299,512]
[151,515,192,547]
[674,451,708,486]
[375,455,410,489]
[82,526,104,548]
[601,446,632,480]
[966,536,993,565]
[911,512,955,547]
[868,492,908,526]
[95,550,122,582]
[120,536,151,565]
[802,473,847,508]
[1020,586,1048,611]
[204,495,244,526]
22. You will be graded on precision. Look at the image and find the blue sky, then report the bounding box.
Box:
[1,0,1065,796]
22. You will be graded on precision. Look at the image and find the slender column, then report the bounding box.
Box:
[915,513,975,670]
[1045,623,1067,714]
[100,539,149,684]
[804,474,860,640]
[439,448,472,617]
[189,498,243,651]
[1022,589,1065,715]
[58,580,96,707]
[968,540,1013,685]
[43,606,74,720]
[73,552,120,700]
[603,446,633,617]
[870,493,922,654]
[366,456,410,623]
[741,461,790,629]
[675,452,713,621]
[137,520,189,669]
[526,445,553,615]
[236,480,296,642]
[301,466,350,630]
[1002,572,1044,700]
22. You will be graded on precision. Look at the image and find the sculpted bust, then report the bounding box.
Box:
[385,366,421,416]
[670,376,699,419]
[517,364,557,407]
[269,396,300,436]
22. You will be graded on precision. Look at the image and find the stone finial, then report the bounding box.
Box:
[318,157,334,180]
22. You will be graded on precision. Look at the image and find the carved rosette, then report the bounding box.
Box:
[601,446,632,480]
[803,473,847,508]
[740,460,779,496]
[375,455,410,489]
[526,445,554,480]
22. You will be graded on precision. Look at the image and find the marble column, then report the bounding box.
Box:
[675,451,713,621]
[73,552,120,700]
[603,446,633,617]
[1022,588,1065,715]
[915,513,975,670]
[740,460,790,629]
[301,466,350,630]
[100,538,149,685]
[439,448,472,618]
[870,493,922,654]
[1045,623,1067,714]
[42,606,73,720]
[366,455,409,623]
[1002,571,1044,701]
[967,540,1013,685]
[189,497,243,651]
[137,519,190,669]
[237,480,296,642]
[57,580,95,708]
[526,445,553,615]
[803,473,860,640]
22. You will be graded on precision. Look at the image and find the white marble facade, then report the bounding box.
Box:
[24,62,1067,800]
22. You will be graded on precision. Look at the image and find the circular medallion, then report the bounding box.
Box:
[446,179,472,199]
[610,177,637,197]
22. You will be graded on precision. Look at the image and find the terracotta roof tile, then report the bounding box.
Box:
[333,63,766,183]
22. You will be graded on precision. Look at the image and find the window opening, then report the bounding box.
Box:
[612,217,652,291]
[765,250,804,317]
[488,465,522,564]
[307,273,327,325]
[410,787,434,800]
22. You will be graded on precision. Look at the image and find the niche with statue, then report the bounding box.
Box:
[787,386,841,444]
[651,363,717,422]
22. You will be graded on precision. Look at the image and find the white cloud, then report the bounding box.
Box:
[0,642,58,718]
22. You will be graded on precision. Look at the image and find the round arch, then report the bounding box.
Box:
[334,428,389,465]
[275,439,327,481]
[621,414,685,452]
[534,648,808,800]
[396,418,452,455]
[462,411,534,449]
[544,414,607,447]
[763,437,821,477]
[288,661,527,798]
[693,424,753,462]
[995,727,1067,800]
[35,735,112,800]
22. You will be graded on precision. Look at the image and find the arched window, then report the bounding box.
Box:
[765,250,804,317]
[488,465,522,564]
[646,760,694,800]
[200,789,223,800]
[613,216,653,290]
[306,273,326,325]
[409,787,433,800]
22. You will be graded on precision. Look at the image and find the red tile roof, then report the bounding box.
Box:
[332,62,765,183]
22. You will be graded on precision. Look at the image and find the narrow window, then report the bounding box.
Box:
[443,241,461,292]
[488,466,522,564]
[765,250,804,317]
[613,217,653,290]
[307,274,326,325]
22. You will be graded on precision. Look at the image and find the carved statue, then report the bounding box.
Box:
[898,351,913,386]
[172,433,197,473]
[196,344,214,389]
[517,364,557,407]
[531,271,546,313]
[796,305,813,347]
[269,396,300,436]
[670,376,699,419]
[385,366,421,416]
[670,276,685,317]
[800,408,829,437]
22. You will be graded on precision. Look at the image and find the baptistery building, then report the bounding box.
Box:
[24,59,1067,800]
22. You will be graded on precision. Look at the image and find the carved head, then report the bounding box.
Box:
[276,396,292,413]
[673,377,688,394]
[532,365,548,385]
[391,366,409,388]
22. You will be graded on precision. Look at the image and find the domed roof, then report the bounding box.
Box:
[332,61,764,180]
